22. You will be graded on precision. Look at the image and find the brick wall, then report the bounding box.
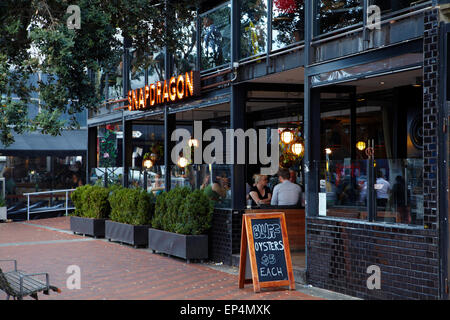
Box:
[306,9,442,300]
[307,218,439,299]
[423,8,440,230]
[209,208,233,265]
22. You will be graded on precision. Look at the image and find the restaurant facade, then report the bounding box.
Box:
[87,0,450,299]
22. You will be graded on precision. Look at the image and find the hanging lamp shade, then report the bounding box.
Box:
[291,142,304,156]
[356,141,366,151]
[143,159,153,169]
[188,137,199,148]
[280,129,294,144]
[177,157,189,168]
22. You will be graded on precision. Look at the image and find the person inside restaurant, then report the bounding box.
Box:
[271,168,302,206]
[249,174,272,206]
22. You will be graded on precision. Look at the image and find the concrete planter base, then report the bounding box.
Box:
[70,216,106,238]
[105,220,149,248]
[148,228,208,262]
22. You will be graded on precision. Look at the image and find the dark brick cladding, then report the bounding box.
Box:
[209,208,234,265]
[306,9,441,300]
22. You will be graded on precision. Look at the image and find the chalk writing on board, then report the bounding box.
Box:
[254,241,284,252]
[252,223,281,240]
[261,254,276,267]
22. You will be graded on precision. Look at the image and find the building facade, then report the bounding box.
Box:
[87,0,450,299]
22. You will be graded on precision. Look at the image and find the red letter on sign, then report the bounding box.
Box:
[177,75,184,100]
[156,81,162,104]
[185,71,194,97]
[169,77,177,102]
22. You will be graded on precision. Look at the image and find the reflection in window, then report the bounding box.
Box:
[201,4,231,70]
[2,155,85,208]
[317,82,423,225]
[175,13,197,74]
[369,0,429,16]
[272,0,304,50]
[240,0,268,59]
[316,0,363,35]
[130,48,146,90]
[107,59,124,100]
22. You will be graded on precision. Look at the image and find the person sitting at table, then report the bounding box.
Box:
[271,168,302,206]
[249,174,271,207]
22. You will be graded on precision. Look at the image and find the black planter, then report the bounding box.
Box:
[70,216,106,238]
[148,228,208,262]
[105,220,149,248]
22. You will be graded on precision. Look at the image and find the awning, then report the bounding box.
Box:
[0,129,87,157]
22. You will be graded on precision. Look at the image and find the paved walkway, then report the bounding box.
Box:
[0,217,346,300]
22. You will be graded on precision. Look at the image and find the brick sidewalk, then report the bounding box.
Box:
[0,217,323,300]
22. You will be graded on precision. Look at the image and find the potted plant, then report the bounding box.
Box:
[106,187,154,248]
[0,196,7,221]
[148,187,214,262]
[70,185,111,238]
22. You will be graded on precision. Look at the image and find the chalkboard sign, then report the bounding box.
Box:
[238,213,295,293]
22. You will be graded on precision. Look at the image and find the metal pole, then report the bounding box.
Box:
[65,191,69,216]
[143,170,148,192]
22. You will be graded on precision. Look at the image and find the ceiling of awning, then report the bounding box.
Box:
[0,129,87,157]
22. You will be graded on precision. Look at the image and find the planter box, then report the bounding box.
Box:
[70,216,106,238]
[105,220,149,248]
[148,228,208,262]
[0,207,6,221]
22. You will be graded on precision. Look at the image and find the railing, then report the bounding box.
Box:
[23,189,76,221]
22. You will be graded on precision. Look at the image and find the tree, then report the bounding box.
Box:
[0,0,200,146]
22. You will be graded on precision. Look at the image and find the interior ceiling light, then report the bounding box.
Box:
[143,159,153,169]
[356,141,366,151]
[413,77,422,87]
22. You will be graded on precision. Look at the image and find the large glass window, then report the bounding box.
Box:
[315,74,423,226]
[240,0,268,59]
[91,123,123,186]
[315,0,363,36]
[272,0,304,50]
[175,13,198,74]
[201,3,231,70]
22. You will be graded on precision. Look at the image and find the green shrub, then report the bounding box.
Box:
[152,191,168,230]
[0,196,6,207]
[152,187,214,235]
[164,186,191,233]
[176,189,214,235]
[70,185,111,219]
[109,187,155,225]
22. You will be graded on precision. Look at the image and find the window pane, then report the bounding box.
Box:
[272,0,304,50]
[316,159,369,220]
[373,159,423,225]
[201,4,231,70]
[240,0,268,59]
[369,0,429,16]
[315,0,363,36]
[174,11,197,74]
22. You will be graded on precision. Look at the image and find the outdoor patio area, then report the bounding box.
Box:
[0,217,330,300]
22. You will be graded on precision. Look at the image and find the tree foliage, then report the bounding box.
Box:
[0,0,200,146]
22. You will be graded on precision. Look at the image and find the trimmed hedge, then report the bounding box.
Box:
[70,185,111,219]
[152,187,213,235]
[108,187,155,226]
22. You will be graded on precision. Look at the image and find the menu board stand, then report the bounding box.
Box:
[238,213,295,293]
